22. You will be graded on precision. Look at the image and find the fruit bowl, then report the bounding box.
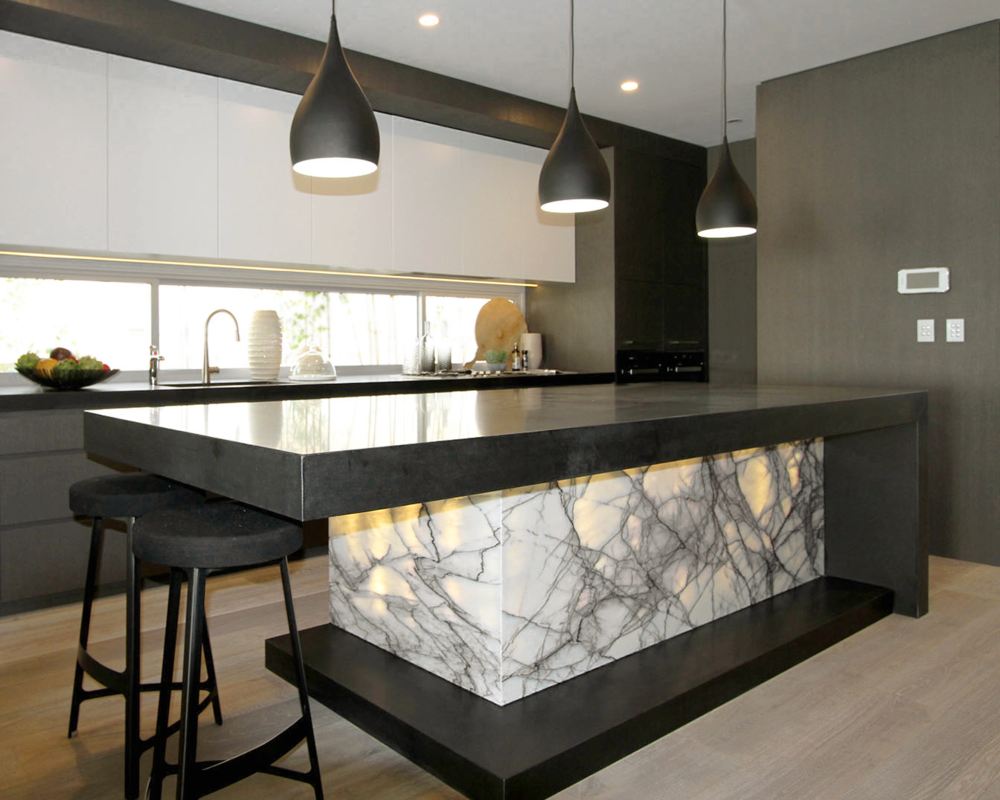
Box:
[15,366,119,390]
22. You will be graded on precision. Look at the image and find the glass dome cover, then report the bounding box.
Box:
[289,346,337,382]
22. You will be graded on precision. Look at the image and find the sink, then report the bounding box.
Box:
[158,380,288,388]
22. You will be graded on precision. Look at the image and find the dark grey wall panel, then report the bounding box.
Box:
[526,150,616,373]
[707,137,757,385]
[0,452,117,525]
[1,518,126,603]
[0,410,85,455]
[757,22,1000,565]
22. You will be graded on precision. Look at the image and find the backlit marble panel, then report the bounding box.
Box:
[329,440,823,706]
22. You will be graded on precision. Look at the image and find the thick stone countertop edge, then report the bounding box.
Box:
[83,383,928,521]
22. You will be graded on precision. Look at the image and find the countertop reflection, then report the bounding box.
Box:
[89,383,925,457]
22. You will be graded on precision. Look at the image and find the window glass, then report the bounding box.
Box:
[158,285,418,369]
[0,277,150,371]
[424,295,498,367]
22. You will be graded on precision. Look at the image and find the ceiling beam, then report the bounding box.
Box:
[0,0,705,166]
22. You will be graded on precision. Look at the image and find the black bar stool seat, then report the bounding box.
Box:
[67,473,223,800]
[137,503,324,800]
[70,473,203,519]
[133,502,303,569]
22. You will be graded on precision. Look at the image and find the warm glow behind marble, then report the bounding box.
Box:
[329,440,824,705]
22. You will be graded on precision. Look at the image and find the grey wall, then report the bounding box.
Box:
[707,137,758,384]
[757,22,1000,564]
[526,150,616,373]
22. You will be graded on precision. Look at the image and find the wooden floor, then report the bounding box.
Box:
[2,555,999,799]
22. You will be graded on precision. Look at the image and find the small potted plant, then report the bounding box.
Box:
[484,350,508,372]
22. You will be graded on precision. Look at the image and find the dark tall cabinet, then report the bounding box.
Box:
[526,142,708,375]
[614,148,708,353]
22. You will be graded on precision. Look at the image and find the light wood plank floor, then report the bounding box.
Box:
[1,556,999,799]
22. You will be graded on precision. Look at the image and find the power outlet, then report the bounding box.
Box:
[917,319,934,343]
[946,318,965,342]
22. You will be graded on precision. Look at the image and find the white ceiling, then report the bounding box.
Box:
[175,0,999,147]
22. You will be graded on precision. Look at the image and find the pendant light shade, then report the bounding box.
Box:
[696,0,757,238]
[696,136,757,238]
[290,5,379,178]
[539,88,611,213]
[538,0,610,214]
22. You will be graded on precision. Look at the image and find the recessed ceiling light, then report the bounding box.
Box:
[621,80,639,92]
[419,13,440,27]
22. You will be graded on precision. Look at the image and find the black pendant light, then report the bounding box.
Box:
[290,0,380,178]
[696,0,757,238]
[538,0,610,214]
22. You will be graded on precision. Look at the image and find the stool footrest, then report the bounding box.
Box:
[76,645,219,704]
[77,645,127,695]
[196,717,311,797]
[140,689,221,753]
[152,717,312,798]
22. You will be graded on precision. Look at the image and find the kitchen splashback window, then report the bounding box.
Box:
[0,277,150,371]
[158,285,418,370]
[424,295,498,367]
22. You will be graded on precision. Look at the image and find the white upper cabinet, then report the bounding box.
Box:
[0,33,575,283]
[460,133,523,280]
[218,79,312,265]
[460,133,575,282]
[107,56,218,258]
[312,112,393,273]
[392,118,464,276]
[0,32,107,251]
[509,146,576,283]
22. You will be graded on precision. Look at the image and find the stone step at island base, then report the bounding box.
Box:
[266,577,893,800]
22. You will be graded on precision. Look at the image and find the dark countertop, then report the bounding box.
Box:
[0,370,612,412]
[84,383,927,521]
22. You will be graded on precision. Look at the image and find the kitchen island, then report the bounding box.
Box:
[84,383,927,799]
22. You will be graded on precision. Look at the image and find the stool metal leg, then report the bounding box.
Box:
[200,621,224,727]
[280,558,324,799]
[176,567,207,800]
[68,515,104,738]
[125,516,143,800]
[147,568,184,800]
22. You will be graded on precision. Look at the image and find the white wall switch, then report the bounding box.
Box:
[946,318,965,342]
[917,319,935,342]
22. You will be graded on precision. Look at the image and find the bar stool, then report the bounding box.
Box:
[67,473,224,800]
[136,502,324,800]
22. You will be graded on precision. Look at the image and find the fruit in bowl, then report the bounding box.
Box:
[14,348,117,390]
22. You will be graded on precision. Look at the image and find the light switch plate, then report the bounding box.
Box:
[946,318,965,342]
[917,319,934,343]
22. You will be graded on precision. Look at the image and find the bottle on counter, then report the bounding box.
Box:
[512,343,522,372]
[521,349,529,372]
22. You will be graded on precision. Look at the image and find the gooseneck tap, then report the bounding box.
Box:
[202,309,240,384]
[149,345,164,386]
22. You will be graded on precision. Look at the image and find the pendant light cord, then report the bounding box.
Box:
[721,0,728,140]
[570,0,576,90]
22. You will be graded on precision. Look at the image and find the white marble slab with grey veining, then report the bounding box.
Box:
[328,440,824,705]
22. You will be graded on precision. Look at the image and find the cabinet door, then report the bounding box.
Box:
[614,148,667,284]
[312,111,393,273]
[514,145,576,283]
[108,56,218,258]
[461,132,523,280]
[461,133,575,283]
[218,79,312,264]
[0,32,107,251]
[616,278,664,351]
[662,159,707,288]
[392,117,463,276]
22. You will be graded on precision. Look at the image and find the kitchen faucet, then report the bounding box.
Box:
[149,345,164,386]
[202,309,240,384]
